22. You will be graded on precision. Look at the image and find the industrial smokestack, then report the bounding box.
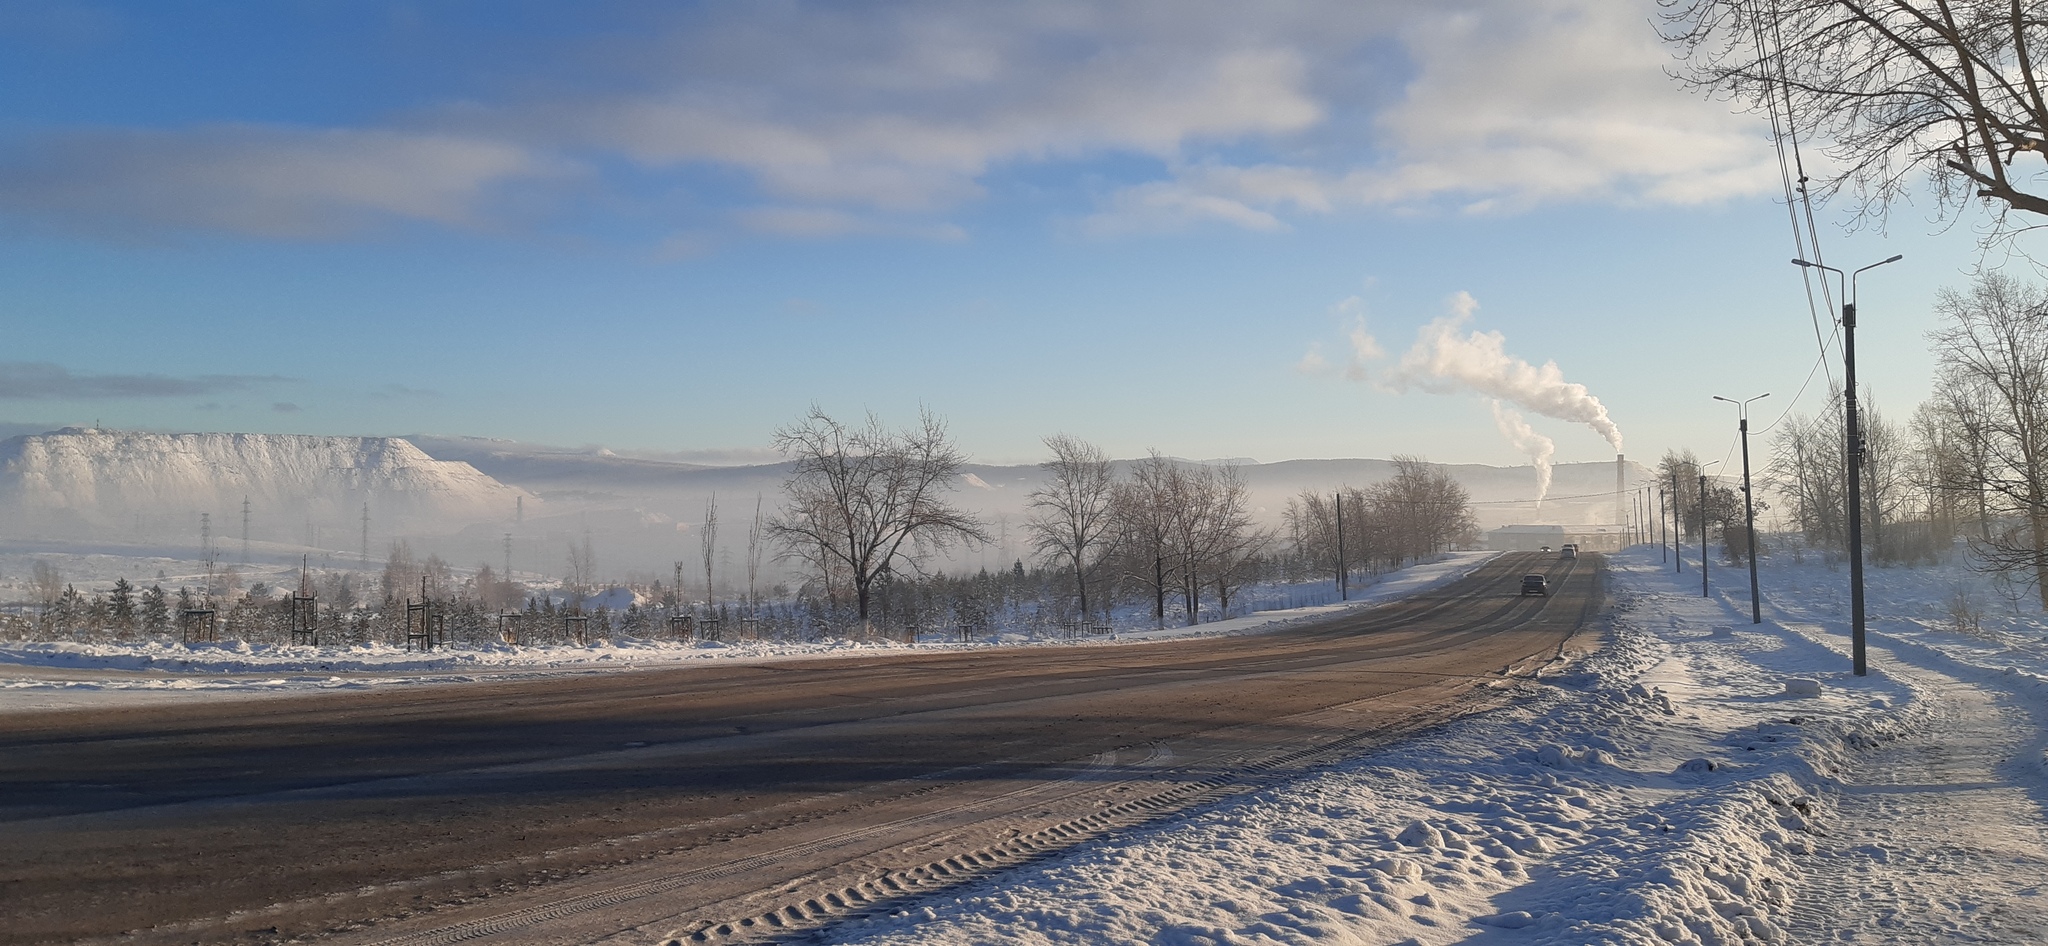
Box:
[1616,454,1626,527]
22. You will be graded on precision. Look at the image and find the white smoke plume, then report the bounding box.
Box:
[1490,400,1555,506]
[1393,292,1625,452]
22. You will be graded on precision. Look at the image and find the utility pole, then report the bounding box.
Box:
[1659,488,1668,563]
[1794,254,1902,676]
[502,533,513,584]
[1671,471,1683,572]
[1698,460,1720,598]
[1716,393,1770,624]
[1335,491,1347,600]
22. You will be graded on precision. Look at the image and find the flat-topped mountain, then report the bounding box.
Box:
[0,428,532,544]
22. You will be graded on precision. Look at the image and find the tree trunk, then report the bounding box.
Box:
[2033,511,2048,612]
[1074,559,1089,621]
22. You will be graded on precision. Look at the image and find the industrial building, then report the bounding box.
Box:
[1484,523,1630,552]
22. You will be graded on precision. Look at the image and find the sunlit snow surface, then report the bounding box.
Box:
[0,552,1500,711]
[809,549,2048,945]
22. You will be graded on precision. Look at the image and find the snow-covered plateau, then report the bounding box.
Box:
[0,427,533,540]
[7,548,2048,944]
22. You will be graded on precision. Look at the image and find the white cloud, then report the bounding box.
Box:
[1294,343,1331,376]
[0,0,1773,241]
[0,125,570,238]
[1335,296,1384,381]
[1085,0,1778,232]
[1296,294,1385,381]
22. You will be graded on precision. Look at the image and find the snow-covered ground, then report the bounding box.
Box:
[14,544,2048,943]
[0,552,1499,712]
[804,547,2048,945]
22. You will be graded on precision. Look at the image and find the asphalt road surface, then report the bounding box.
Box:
[0,551,1604,946]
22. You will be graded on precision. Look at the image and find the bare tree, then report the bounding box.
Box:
[1284,490,1340,582]
[767,407,990,624]
[701,493,719,609]
[1663,0,2048,240]
[1105,454,1270,626]
[1196,465,1273,618]
[1660,449,1708,540]
[1925,380,2000,541]
[1024,434,1117,621]
[1929,271,2048,606]
[746,493,765,611]
[1860,395,1914,561]
[1768,407,1849,548]
[1909,401,1966,547]
[30,560,62,612]
[1110,452,1179,627]
[1368,456,1476,566]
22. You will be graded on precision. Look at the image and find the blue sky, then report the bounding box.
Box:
[0,0,2015,469]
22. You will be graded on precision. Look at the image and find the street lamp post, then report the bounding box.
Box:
[1659,488,1668,563]
[1671,469,1683,573]
[1714,393,1770,624]
[1792,254,1902,676]
[1699,459,1721,597]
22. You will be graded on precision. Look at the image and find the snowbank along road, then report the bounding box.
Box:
[0,551,1599,946]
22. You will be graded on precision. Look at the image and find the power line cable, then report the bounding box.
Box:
[1752,10,1839,381]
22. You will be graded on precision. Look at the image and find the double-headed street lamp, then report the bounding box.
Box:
[1791,253,1903,676]
[1713,393,1769,624]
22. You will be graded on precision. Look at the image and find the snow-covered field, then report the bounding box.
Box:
[806,547,2048,945]
[0,552,1500,712]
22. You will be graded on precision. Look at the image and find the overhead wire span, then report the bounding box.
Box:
[1751,6,1838,382]
[1753,324,1841,436]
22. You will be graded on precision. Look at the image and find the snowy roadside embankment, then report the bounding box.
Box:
[0,553,1499,711]
[808,549,1927,946]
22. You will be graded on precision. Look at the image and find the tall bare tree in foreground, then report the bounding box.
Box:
[1663,0,2048,239]
[1111,453,1177,627]
[1929,272,2048,606]
[701,494,719,607]
[1024,434,1117,621]
[746,494,765,611]
[768,407,990,623]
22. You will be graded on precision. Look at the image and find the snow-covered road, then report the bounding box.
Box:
[12,546,2048,944]
[795,549,2048,946]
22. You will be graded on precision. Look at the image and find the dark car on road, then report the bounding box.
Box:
[1521,574,1548,596]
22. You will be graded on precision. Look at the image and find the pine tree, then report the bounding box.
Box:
[110,578,136,631]
[140,584,170,636]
